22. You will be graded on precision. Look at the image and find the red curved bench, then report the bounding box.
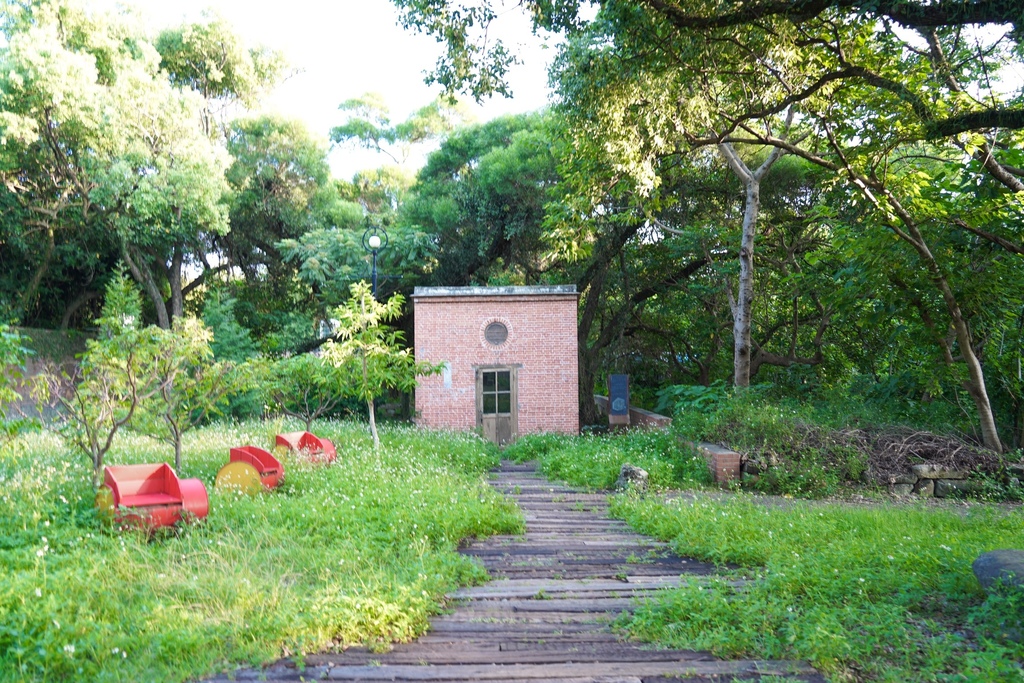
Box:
[101,463,209,529]
[229,445,284,489]
[275,431,337,463]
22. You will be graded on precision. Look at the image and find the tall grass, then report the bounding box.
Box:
[0,420,521,682]
[615,494,1024,682]
[503,429,712,490]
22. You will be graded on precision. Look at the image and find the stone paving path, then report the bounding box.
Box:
[207,461,823,682]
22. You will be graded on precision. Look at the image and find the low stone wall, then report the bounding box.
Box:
[886,464,978,498]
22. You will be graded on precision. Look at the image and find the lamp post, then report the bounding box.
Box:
[361,224,388,298]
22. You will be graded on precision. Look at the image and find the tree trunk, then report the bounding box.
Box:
[121,244,170,329]
[363,351,380,449]
[20,226,55,320]
[169,247,184,320]
[717,141,786,387]
[368,398,379,450]
[60,289,100,330]
[883,197,1004,452]
[732,176,760,387]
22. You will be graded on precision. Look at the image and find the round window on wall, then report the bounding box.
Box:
[484,321,509,346]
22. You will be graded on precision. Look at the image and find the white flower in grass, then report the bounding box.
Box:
[63,644,74,656]
[35,588,41,597]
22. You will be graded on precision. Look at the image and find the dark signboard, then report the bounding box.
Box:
[609,374,630,416]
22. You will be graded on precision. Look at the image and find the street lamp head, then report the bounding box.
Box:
[368,234,382,250]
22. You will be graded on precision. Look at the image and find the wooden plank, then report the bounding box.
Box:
[451,576,686,598]
[321,648,714,666]
[325,659,821,679]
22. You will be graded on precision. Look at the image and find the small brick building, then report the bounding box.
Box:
[412,286,579,443]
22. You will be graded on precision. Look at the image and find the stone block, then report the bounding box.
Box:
[889,483,914,496]
[973,549,1024,591]
[911,464,967,479]
[934,479,976,498]
[913,478,935,497]
[887,473,918,485]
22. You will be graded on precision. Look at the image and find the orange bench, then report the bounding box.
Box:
[275,431,336,463]
[98,463,209,529]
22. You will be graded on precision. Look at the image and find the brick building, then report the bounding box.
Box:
[412,286,579,443]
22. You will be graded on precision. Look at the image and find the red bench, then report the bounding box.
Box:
[275,431,337,463]
[219,445,284,490]
[98,463,209,529]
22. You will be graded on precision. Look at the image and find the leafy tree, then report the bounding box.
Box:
[155,14,285,138]
[0,0,230,329]
[220,115,353,349]
[322,282,442,449]
[261,353,351,432]
[331,93,469,165]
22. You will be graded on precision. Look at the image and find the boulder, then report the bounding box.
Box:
[887,473,918,485]
[616,463,649,495]
[889,483,914,496]
[973,550,1024,591]
[911,464,967,479]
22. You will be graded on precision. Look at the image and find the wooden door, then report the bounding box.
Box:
[477,367,517,445]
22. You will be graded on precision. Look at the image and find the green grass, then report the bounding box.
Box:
[613,494,1024,682]
[503,429,713,490]
[0,420,522,682]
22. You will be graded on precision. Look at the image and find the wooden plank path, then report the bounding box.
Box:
[205,461,822,682]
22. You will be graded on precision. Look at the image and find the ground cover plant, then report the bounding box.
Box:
[504,429,712,490]
[613,494,1024,682]
[0,420,521,682]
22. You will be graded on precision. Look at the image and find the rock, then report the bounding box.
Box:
[911,464,967,479]
[887,473,918,485]
[742,459,764,476]
[889,483,914,496]
[973,550,1024,591]
[1007,463,1024,478]
[615,464,649,495]
[913,478,935,497]
[934,479,976,498]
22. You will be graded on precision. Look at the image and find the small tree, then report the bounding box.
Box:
[42,272,161,485]
[262,352,351,431]
[322,282,442,449]
[133,318,240,471]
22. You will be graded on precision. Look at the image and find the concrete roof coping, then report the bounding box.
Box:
[413,285,577,297]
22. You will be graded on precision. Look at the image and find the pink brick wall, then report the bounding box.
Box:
[413,288,579,436]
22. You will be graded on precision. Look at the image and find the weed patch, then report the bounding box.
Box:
[504,430,712,490]
[614,494,1024,682]
[0,420,521,682]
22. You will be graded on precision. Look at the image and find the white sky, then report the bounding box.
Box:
[103,0,556,179]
